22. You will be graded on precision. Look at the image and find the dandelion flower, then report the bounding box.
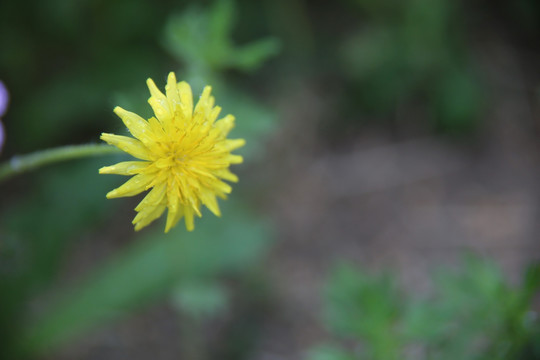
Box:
[100,72,245,232]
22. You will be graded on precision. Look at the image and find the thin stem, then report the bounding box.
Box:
[0,144,121,183]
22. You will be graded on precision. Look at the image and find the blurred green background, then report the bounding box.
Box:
[1,0,540,359]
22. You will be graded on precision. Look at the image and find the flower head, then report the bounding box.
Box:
[100,72,245,232]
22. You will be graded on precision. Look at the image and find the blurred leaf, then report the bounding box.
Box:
[0,157,121,291]
[17,201,272,356]
[324,263,401,359]
[163,0,280,72]
[339,0,482,134]
[0,156,122,359]
[402,0,454,64]
[230,38,281,72]
[523,263,540,300]
[339,27,396,81]
[325,264,395,336]
[207,0,236,53]
[164,8,210,68]
[171,281,228,319]
[308,344,356,360]
[431,67,482,134]
[316,256,540,360]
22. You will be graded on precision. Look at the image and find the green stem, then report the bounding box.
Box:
[0,144,121,183]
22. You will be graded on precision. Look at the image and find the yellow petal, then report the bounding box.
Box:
[194,86,212,116]
[147,78,172,123]
[165,72,180,109]
[214,168,239,182]
[100,133,151,160]
[165,187,180,232]
[208,106,221,124]
[216,138,245,152]
[134,182,167,211]
[113,107,153,144]
[166,183,180,214]
[106,173,154,198]
[226,154,243,164]
[99,161,150,175]
[133,203,167,231]
[184,205,195,231]
[177,81,193,120]
[208,179,232,194]
[165,209,182,233]
[188,196,202,217]
[216,192,228,200]
[168,205,185,233]
[188,166,217,181]
[147,117,166,140]
[200,192,221,217]
[214,114,235,135]
[132,183,168,230]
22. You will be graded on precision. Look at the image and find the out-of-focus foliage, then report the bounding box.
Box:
[309,345,356,360]
[339,0,483,133]
[172,281,229,320]
[0,157,120,358]
[164,0,280,74]
[0,0,279,359]
[309,257,540,360]
[17,200,272,356]
[0,0,173,152]
[1,0,540,359]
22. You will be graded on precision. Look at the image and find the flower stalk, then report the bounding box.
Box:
[0,144,120,183]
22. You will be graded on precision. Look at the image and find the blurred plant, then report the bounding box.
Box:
[15,200,272,357]
[340,0,483,133]
[1,0,279,359]
[164,0,280,77]
[308,256,540,360]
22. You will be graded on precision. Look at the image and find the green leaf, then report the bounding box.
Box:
[163,0,280,72]
[17,201,272,356]
[207,0,235,48]
[523,263,540,300]
[307,344,356,360]
[325,263,400,337]
[323,263,402,359]
[431,67,482,134]
[230,38,281,71]
[171,281,228,319]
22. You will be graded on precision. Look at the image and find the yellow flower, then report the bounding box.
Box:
[100,72,245,232]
